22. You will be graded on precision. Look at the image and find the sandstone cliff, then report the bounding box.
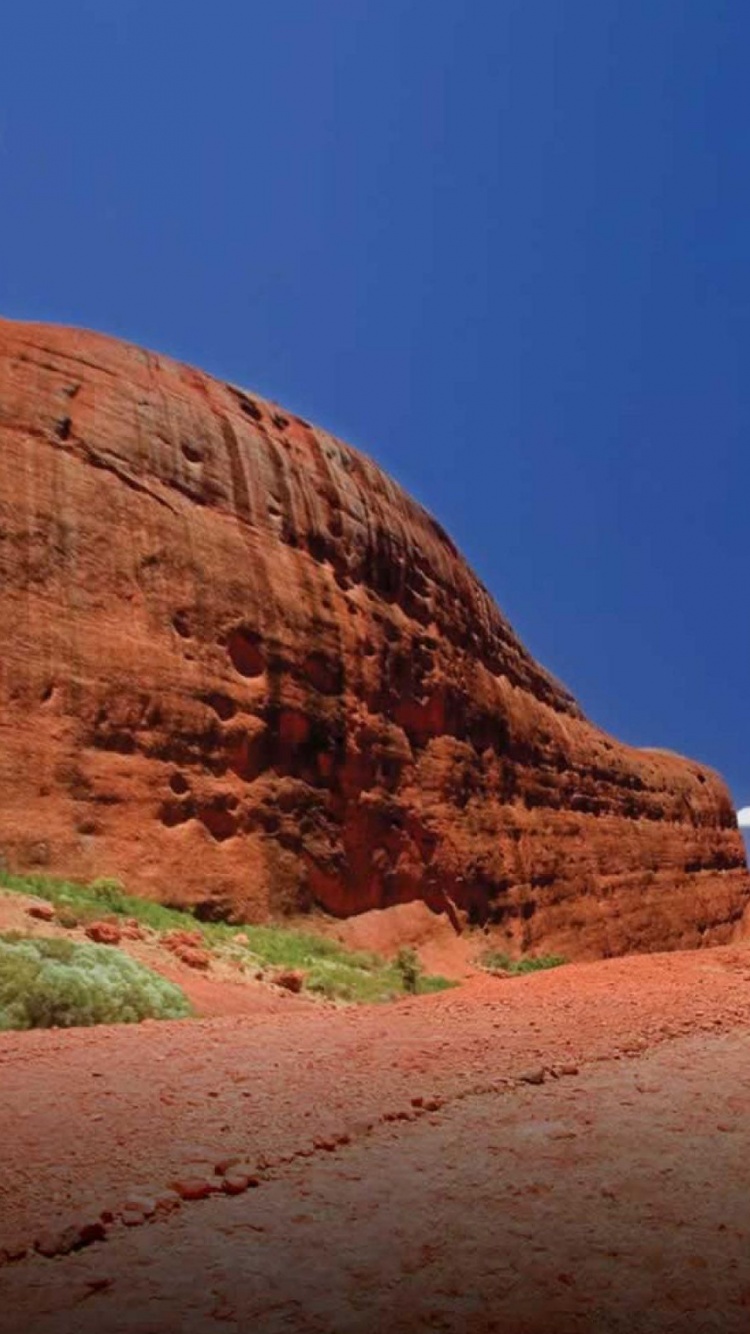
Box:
[0,318,746,957]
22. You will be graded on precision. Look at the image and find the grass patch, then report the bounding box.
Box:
[302,946,452,1004]
[0,932,191,1030]
[0,870,197,934]
[479,949,567,976]
[0,871,455,1004]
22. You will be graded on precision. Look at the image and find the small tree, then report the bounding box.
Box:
[395,946,421,995]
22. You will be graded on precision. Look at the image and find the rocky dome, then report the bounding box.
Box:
[0,318,746,956]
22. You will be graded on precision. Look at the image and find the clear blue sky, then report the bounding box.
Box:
[2,2,748,806]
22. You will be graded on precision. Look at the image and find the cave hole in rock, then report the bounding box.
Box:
[328,510,344,540]
[146,701,163,728]
[172,611,192,639]
[226,731,266,782]
[301,650,344,696]
[230,388,263,422]
[181,441,204,464]
[226,627,265,678]
[198,806,238,842]
[203,692,236,721]
[169,772,190,796]
[307,531,335,566]
[76,817,101,836]
[192,897,234,923]
[160,799,193,828]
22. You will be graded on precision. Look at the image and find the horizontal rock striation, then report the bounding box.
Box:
[0,318,746,957]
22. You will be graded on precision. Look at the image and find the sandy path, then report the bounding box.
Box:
[2,946,750,1330]
[4,1031,750,1333]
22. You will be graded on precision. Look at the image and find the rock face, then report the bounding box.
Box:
[0,318,746,957]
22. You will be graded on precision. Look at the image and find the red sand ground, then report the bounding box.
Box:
[2,928,750,1332]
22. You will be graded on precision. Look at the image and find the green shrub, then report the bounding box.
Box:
[394,946,421,994]
[88,877,131,914]
[479,949,566,976]
[0,933,191,1030]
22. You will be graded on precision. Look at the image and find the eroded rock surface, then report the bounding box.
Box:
[0,318,746,955]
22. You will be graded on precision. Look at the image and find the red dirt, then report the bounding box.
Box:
[0,316,747,955]
[2,943,750,1330]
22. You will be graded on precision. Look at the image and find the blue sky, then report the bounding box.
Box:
[1,2,748,806]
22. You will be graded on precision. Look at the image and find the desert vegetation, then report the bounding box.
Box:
[0,871,453,1004]
[478,948,566,976]
[0,932,191,1030]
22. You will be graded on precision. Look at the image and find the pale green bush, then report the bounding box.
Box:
[0,933,191,1030]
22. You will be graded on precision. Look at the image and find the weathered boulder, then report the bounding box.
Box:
[0,317,746,957]
[85,920,122,946]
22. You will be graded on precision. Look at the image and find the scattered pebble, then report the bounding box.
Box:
[1,1242,28,1264]
[85,921,122,946]
[272,969,305,994]
[120,1194,156,1217]
[27,901,55,921]
[214,1156,242,1176]
[35,1216,106,1258]
[177,946,211,970]
[84,1277,113,1295]
[222,1172,259,1195]
[170,1177,218,1202]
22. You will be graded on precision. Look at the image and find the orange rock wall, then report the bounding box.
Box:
[0,319,746,957]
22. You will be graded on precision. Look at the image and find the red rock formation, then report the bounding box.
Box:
[0,317,746,957]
